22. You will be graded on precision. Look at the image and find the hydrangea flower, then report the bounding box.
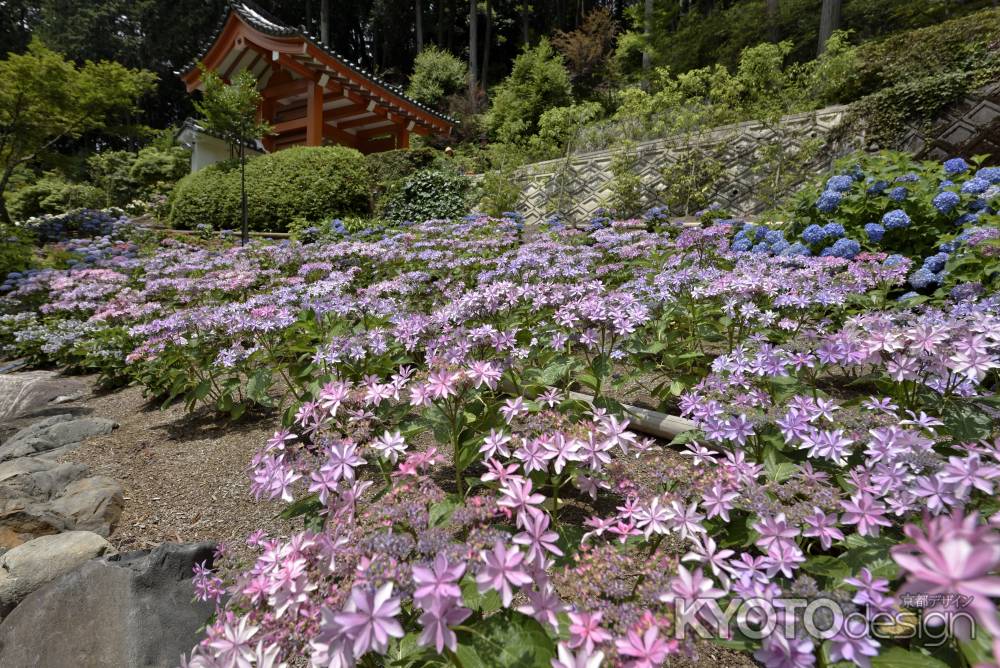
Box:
[922,252,949,273]
[909,267,941,290]
[822,222,845,239]
[943,157,970,174]
[864,223,885,242]
[801,224,826,245]
[815,190,841,213]
[882,209,911,230]
[825,175,854,192]
[932,190,960,214]
[888,186,908,201]
[976,166,1000,184]
[961,177,989,195]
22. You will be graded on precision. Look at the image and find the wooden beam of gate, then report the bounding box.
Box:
[261,78,309,99]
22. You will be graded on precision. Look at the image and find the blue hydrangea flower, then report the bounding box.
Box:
[943,157,969,174]
[950,282,984,301]
[783,242,811,257]
[751,242,770,254]
[769,239,791,255]
[933,191,960,214]
[882,209,911,229]
[939,240,959,253]
[897,291,920,301]
[826,175,854,192]
[889,186,908,201]
[976,166,1000,184]
[731,237,752,252]
[815,190,842,213]
[909,267,942,290]
[883,254,906,267]
[866,180,889,195]
[829,238,861,259]
[764,230,785,245]
[961,178,990,195]
[865,223,885,242]
[968,199,988,212]
[922,252,949,273]
[955,212,980,226]
[822,222,845,239]
[895,173,919,183]
[801,224,827,245]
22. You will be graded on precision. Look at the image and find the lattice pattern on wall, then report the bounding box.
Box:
[898,81,1000,162]
[516,106,850,225]
[513,83,1000,225]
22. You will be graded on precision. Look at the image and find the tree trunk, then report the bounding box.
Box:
[320,0,330,46]
[0,167,14,225]
[468,0,478,94]
[642,0,653,80]
[766,0,779,42]
[481,0,492,91]
[817,0,841,55]
[438,0,445,45]
[416,0,424,52]
[240,141,248,246]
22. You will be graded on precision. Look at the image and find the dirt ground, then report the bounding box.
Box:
[54,377,290,565]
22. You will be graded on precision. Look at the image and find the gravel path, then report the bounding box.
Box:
[56,378,291,565]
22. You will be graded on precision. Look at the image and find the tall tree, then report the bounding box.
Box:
[481,0,492,90]
[642,0,653,75]
[0,40,155,223]
[195,68,270,245]
[766,0,780,42]
[468,0,478,94]
[817,0,841,54]
[416,0,424,52]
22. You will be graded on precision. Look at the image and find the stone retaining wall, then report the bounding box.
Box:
[514,81,1000,225]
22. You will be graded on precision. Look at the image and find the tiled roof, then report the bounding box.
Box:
[180,1,457,126]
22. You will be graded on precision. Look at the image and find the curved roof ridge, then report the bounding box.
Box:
[179,0,457,126]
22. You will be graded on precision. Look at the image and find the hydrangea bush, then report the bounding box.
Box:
[786,152,999,297]
[1,160,1000,668]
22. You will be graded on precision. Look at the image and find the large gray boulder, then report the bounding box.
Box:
[0,371,87,422]
[0,456,122,547]
[0,542,217,668]
[0,414,117,462]
[0,531,114,615]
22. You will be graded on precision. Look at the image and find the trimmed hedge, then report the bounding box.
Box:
[168,146,370,232]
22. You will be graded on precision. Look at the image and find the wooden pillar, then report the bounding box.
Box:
[306,80,324,146]
[398,128,410,149]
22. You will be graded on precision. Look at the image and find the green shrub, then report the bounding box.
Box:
[8,175,104,221]
[478,167,523,218]
[129,146,190,196]
[168,146,369,232]
[0,224,34,279]
[406,46,467,111]
[486,39,573,145]
[380,169,470,223]
[606,145,644,218]
[365,148,446,210]
[659,149,725,217]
